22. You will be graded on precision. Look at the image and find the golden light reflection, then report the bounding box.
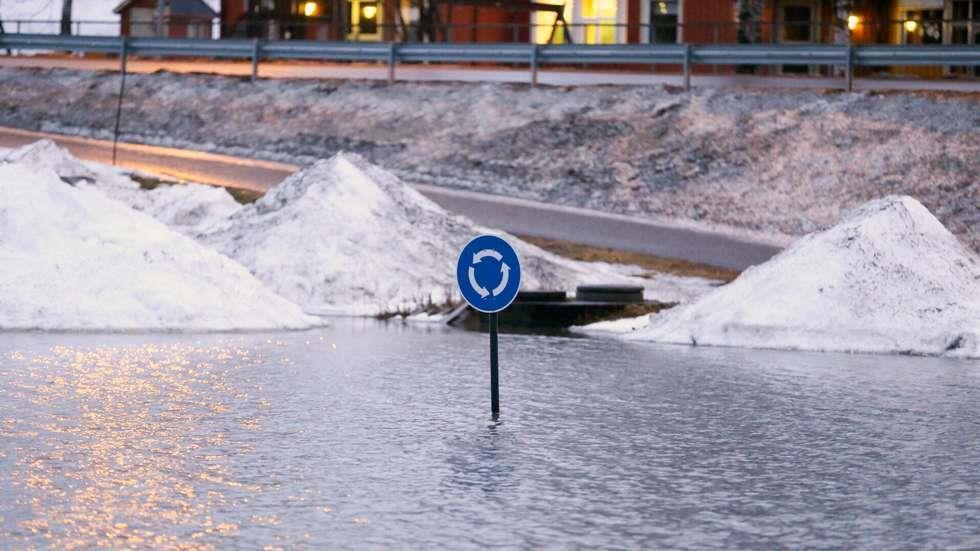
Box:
[2,343,272,548]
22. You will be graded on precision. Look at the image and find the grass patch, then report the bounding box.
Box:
[518,235,740,282]
[129,173,263,204]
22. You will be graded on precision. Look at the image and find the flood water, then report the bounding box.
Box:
[1,323,978,549]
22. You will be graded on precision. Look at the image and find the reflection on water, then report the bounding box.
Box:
[1,323,979,549]
[1,342,271,548]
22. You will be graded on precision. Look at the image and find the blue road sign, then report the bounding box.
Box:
[456,235,522,313]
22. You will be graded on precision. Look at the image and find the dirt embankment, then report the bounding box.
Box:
[0,67,976,250]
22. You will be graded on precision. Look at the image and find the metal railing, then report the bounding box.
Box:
[1,33,979,90]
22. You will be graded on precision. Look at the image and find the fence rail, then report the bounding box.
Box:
[1,33,979,90]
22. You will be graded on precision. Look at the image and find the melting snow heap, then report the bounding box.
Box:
[0,162,315,331]
[197,152,682,316]
[591,196,980,359]
[1,140,712,323]
[2,139,242,234]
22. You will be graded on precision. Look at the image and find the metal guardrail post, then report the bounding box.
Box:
[530,44,539,87]
[387,42,397,85]
[845,45,854,92]
[112,37,128,166]
[250,38,260,81]
[683,43,691,91]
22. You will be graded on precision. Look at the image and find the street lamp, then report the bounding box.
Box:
[847,15,859,31]
[303,1,318,17]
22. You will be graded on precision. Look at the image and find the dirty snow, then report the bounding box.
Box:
[197,152,713,316]
[583,196,980,359]
[2,140,713,318]
[0,162,315,331]
[2,140,241,234]
[0,68,975,250]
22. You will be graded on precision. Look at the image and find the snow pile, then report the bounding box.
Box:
[198,153,696,316]
[587,196,980,358]
[0,163,316,331]
[2,139,96,183]
[2,140,241,234]
[94,179,242,234]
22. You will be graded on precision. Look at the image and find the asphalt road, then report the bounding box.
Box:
[0,126,782,270]
[2,55,979,92]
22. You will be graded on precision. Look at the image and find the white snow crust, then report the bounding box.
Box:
[2,141,714,320]
[0,162,316,331]
[3,140,241,234]
[197,152,709,316]
[585,196,980,359]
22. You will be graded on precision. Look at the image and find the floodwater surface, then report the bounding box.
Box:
[0,323,978,549]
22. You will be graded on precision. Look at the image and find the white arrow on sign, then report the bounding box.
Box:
[467,248,512,299]
[467,266,490,298]
[491,262,510,297]
[473,249,503,264]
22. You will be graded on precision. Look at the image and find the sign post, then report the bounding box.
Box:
[456,235,522,419]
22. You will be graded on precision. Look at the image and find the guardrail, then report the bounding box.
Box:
[1,33,979,90]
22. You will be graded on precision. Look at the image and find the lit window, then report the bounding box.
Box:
[650,0,678,43]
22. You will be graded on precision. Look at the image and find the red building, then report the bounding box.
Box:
[216,0,979,47]
[115,0,218,38]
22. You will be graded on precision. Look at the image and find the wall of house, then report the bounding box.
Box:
[437,4,530,43]
[682,0,737,43]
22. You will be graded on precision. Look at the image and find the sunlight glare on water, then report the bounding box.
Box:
[0,323,978,549]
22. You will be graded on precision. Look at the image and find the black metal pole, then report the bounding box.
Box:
[489,312,499,418]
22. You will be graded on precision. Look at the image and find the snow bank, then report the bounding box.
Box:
[2,140,241,234]
[2,139,96,183]
[2,141,715,319]
[92,178,242,234]
[0,163,316,331]
[587,196,980,358]
[4,69,975,250]
[198,152,699,316]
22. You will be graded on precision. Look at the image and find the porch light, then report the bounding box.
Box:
[362,4,378,19]
[847,15,859,30]
[904,19,917,32]
[303,1,318,17]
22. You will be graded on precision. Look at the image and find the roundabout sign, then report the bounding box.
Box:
[456,234,522,313]
[456,234,521,419]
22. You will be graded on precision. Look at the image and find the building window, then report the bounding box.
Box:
[649,0,678,43]
[580,0,619,44]
[782,5,814,42]
[346,0,381,39]
[950,1,979,45]
[903,9,943,44]
[534,0,573,44]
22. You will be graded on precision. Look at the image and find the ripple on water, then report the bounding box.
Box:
[0,325,978,549]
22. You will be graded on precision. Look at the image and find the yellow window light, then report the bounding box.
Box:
[303,1,318,17]
[904,19,918,33]
[847,14,859,30]
[362,4,378,19]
